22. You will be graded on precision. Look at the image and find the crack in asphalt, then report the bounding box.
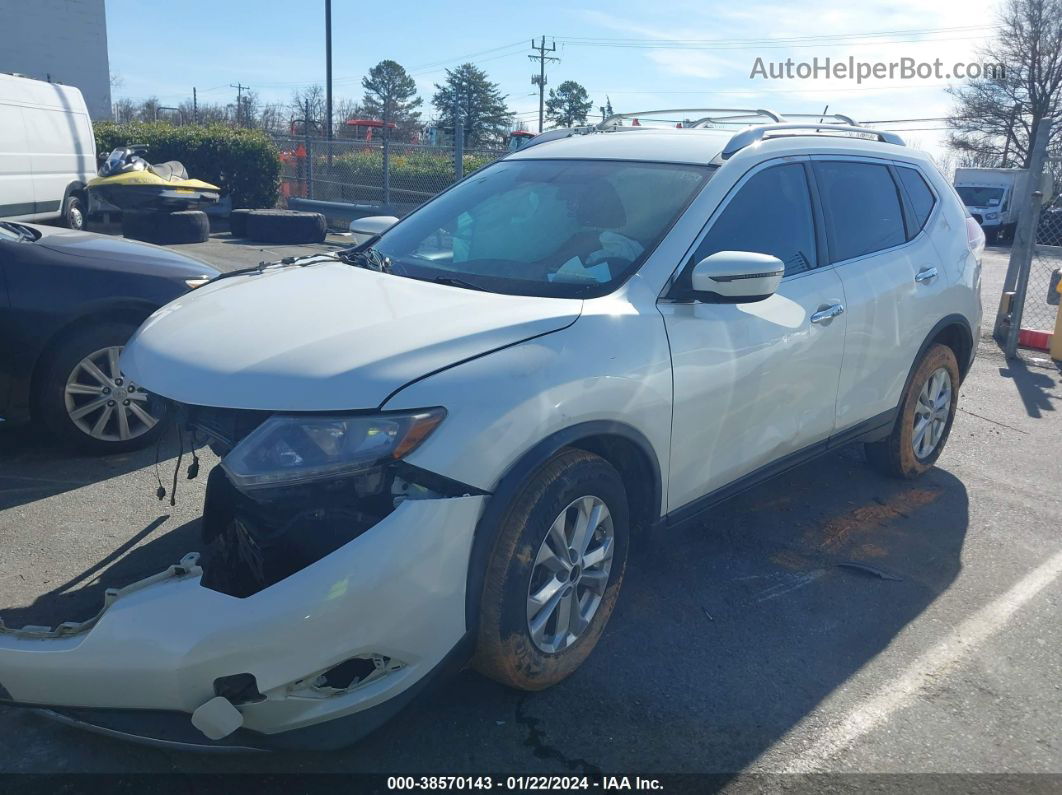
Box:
[515,693,603,776]
[958,407,1030,433]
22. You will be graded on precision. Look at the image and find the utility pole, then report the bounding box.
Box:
[230,82,249,127]
[192,87,198,125]
[528,36,559,133]
[325,0,333,144]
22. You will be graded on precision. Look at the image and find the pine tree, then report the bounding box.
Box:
[432,63,514,147]
[361,60,422,142]
[545,81,594,128]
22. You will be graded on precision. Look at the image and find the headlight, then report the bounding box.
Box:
[985,212,999,220]
[185,276,212,289]
[221,408,445,491]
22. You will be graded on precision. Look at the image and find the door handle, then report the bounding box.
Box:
[810,303,845,324]
[915,267,939,283]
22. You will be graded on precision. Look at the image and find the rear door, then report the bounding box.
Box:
[812,158,947,432]
[0,102,34,218]
[660,159,847,513]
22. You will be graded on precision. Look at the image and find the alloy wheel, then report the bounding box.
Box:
[526,495,615,653]
[64,345,159,443]
[912,366,952,460]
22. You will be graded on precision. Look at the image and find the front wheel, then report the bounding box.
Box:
[865,343,960,478]
[473,449,629,691]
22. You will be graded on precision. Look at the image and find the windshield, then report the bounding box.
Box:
[371,158,712,298]
[956,186,1005,207]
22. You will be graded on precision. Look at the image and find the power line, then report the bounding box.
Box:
[550,23,997,47]
[554,33,994,51]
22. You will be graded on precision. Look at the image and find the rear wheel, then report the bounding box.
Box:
[865,343,959,478]
[37,322,169,454]
[473,449,628,691]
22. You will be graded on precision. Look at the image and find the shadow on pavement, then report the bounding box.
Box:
[998,357,1060,418]
[0,422,198,513]
[1,445,969,775]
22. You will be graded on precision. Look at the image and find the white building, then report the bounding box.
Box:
[0,0,111,119]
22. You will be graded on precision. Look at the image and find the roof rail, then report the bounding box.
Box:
[778,112,858,126]
[598,108,783,129]
[721,123,905,158]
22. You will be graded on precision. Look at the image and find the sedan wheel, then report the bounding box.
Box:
[64,345,159,443]
[38,321,169,453]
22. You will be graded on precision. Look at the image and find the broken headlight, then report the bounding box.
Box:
[220,409,446,492]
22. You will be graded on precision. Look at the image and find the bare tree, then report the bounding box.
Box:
[289,84,326,134]
[948,0,1062,167]
[258,102,288,135]
[137,96,163,122]
[112,97,137,123]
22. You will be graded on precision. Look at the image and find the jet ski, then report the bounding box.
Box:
[88,146,221,212]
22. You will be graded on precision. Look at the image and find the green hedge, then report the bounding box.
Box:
[93,122,281,209]
[310,148,499,203]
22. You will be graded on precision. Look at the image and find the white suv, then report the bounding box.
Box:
[0,111,983,750]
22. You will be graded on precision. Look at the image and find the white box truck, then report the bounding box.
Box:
[0,72,96,229]
[953,167,1053,243]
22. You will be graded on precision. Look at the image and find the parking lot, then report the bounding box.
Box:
[0,235,1059,778]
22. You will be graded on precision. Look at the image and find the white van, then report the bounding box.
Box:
[0,72,96,229]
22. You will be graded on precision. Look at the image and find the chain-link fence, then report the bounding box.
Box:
[1028,206,1062,331]
[274,136,506,212]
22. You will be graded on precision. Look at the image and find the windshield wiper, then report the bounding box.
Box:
[424,275,485,291]
[336,246,392,273]
[0,221,34,242]
[206,252,338,284]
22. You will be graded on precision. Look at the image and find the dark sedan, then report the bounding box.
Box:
[0,221,218,453]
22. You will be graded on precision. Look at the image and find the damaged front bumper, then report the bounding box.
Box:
[0,494,487,750]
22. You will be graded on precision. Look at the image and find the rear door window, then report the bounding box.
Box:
[814,161,906,262]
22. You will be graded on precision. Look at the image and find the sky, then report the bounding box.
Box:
[105,0,1005,159]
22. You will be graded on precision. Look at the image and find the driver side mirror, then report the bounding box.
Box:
[686,251,784,303]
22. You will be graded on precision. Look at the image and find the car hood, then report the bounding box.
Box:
[33,226,218,280]
[121,260,581,411]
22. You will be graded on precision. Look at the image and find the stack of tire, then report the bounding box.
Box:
[229,209,327,244]
[121,210,209,245]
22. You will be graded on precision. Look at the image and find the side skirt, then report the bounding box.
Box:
[662,408,897,531]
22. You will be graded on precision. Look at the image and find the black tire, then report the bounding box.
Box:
[61,193,86,230]
[865,343,960,479]
[153,210,210,244]
[36,321,170,454]
[120,211,157,242]
[245,209,327,244]
[473,449,629,691]
[229,208,253,237]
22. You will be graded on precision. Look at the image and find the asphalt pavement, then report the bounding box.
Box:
[0,238,1059,783]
